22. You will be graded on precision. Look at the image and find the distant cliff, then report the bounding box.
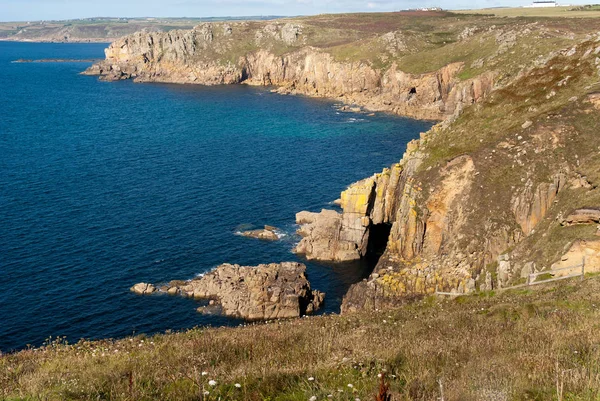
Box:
[84,17,497,120]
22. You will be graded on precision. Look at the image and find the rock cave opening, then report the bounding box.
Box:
[366,223,392,266]
[409,87,417,94]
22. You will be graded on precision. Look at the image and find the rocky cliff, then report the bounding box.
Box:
[84,18,497,120]
[336,37,600,311]
[88,13,600,313]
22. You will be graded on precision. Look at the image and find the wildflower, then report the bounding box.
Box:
[355,398,361,401]
[308,376,315,381]
[208,380,217,386]
[201,371,208,376]
[309,396,317,401]
[328,395,333,398]
[347,383,354,388]
[203,390,210,395]
[235,383,241,388]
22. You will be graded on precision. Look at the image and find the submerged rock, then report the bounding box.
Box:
[163,262,324,320]
[240,225,280,241]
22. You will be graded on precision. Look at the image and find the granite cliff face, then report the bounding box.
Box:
[291,37,600,312]
[84,22,493,120]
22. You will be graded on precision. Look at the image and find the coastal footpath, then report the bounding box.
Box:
[85,12,600,312]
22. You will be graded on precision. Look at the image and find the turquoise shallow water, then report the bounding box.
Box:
[0,42,433,352]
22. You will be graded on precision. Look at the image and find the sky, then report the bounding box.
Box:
[0,0,591,21]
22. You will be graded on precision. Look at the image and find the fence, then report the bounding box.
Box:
[436,257,586,297]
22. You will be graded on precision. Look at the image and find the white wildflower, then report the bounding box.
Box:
[347,383,354,388]
[201,371,208,376]
[208,380,217,386]
[308,376,315,381]
[309,396,317,401]
[234,383,241,388]
[377,373,382,378]
[203,390,210,395]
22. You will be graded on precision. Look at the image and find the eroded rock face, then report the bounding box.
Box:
[561,209,600,226]
[294,210,364,262]
[551,240,600,274]
[84,24,494,121]
[163,262,324,320]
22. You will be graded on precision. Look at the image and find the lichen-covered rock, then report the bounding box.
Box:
[164,262,324,320]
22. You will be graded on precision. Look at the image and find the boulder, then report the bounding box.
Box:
[561,208,600,226]
[240,225,280,241]
[294,209,363,262]
[165,262,324,320]
[130,283,156,295]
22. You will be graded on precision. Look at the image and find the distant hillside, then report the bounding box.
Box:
[0,16,283,43]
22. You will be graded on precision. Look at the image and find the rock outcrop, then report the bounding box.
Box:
[94,18,600,314]
[83,23,494,121]
[561,208,600,226]
[130,283,157,295]
[156,262,324,320]
[240,225,280,241]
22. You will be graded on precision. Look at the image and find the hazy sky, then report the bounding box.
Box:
[0,0,590,21]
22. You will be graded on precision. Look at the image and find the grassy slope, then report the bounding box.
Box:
[3,276,600,400]
[453,6,600,18]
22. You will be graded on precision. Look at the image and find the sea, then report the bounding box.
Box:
[0,41,433,352]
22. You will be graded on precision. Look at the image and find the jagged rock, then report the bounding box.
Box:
[163,262,324,320]
[281,23,302,45]
[561,209,600,225]
[240,225,280,241]
[294,209,362,261]
[511,174,566,236]
[130,283,156,295]
[84,24,494,121]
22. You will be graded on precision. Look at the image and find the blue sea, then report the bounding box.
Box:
[0,42,432,352]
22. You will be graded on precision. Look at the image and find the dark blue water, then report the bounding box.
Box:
[0,42,432,352]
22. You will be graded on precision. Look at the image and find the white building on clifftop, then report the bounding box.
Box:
[525,0,559,7]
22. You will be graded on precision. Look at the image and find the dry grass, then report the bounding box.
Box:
[3,277,600,400]
[451,6,600,18]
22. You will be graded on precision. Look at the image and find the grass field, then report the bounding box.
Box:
[452,5,600,18]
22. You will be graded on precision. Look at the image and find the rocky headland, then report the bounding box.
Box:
[89,12,600,314]
[83,16,495,121]
[132,262,324,320]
